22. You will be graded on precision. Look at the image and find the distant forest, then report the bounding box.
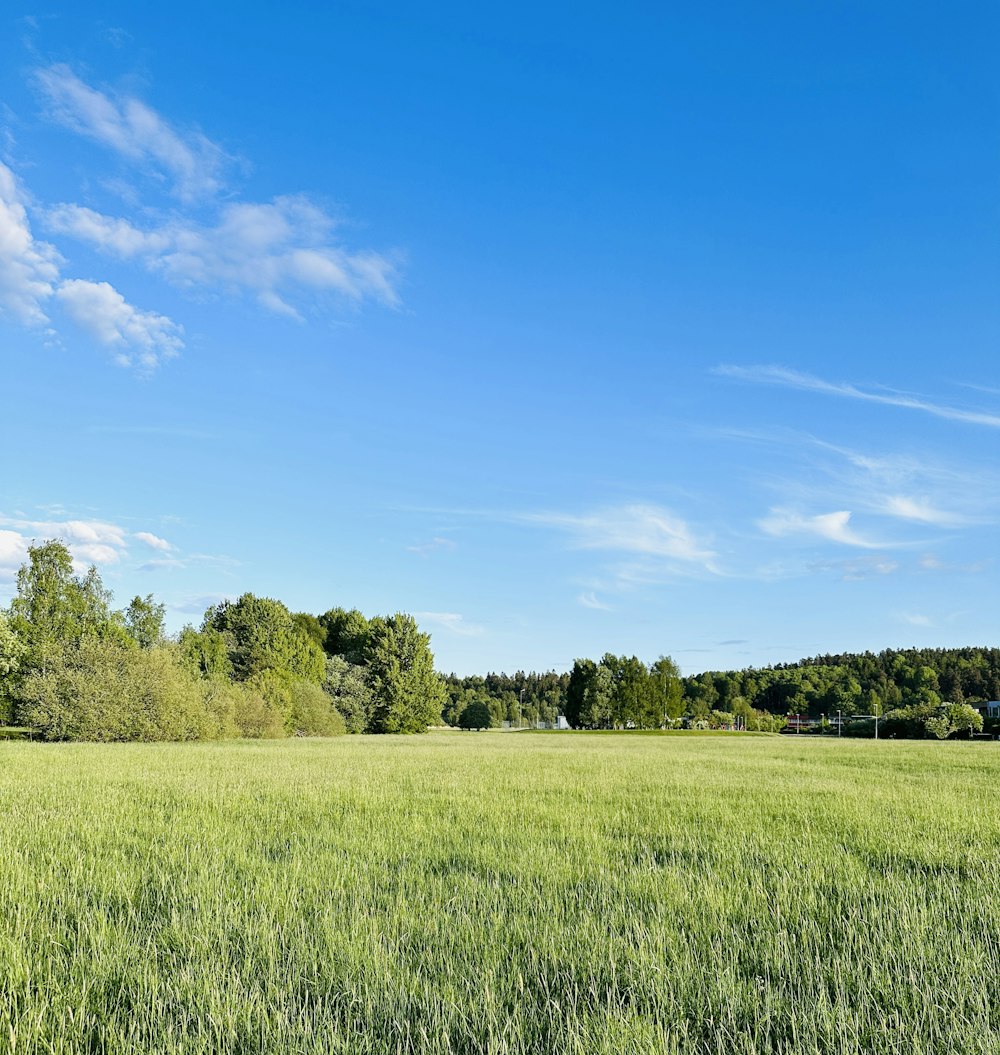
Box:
[445,647,1000,738]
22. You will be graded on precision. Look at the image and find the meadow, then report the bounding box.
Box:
[0,733,997,1054]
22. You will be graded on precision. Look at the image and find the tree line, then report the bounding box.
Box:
[0,540,444,741]
[3,539,995,742]
[444,647,997,738]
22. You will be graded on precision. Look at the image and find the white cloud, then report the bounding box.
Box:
[0,529,30,579]
[901,612,934,628]
[56,279,183,368]
[413,612,484,637]
[716,364,1000,430]
[0,513,130,570]
[139,558,185,571]
[48,197,400,317]
[882,495,968,527]
[34,64,226,201]
[47,204,169,257]
[577,591,612,610]
[758,508,884,549]
[0,163,181,368]
[524,504,717,569]
[134,531,173,551]
[0,162,60,325]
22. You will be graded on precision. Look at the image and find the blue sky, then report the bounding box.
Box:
[1,3,997,675]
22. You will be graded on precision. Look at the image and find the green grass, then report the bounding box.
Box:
[0,734,997,1054]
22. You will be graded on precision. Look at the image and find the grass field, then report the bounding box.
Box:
[0,733,997,1054]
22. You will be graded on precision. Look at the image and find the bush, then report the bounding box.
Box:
[204,680,286,739]
[18,637,212,742]
[288,680,346,737]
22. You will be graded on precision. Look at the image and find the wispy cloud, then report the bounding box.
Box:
[413,611,484,637]
[716,364,1000,429]
[406,537,457,557]
[56,279,182,368]
[48,197,400,318]
[758,508,885,549]
[577,591,612,610]
[4,66,399,368]
[34,64,227,201]
[881,495,969,527]
[134,531,173,552]
[808,555,900,581]
[521,504,718,571]
[918,553,991,574]
[138,558,185,572]
[900,612,933,628]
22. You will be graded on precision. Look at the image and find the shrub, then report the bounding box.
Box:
[18,637,212,742]
[288,680,346,737]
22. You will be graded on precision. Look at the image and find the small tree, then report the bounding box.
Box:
[366,614,445,733]
[947,703,984,739]
[923,716,951,740]
[459,700,492,730]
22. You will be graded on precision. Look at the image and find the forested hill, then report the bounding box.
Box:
[681,646,1000,718]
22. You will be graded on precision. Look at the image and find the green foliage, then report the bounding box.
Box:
[203,680,286,739]
[458,700,493,730]
[319,607,370,665]
[923,716,951,740]
[0,611,25,678]
[124,594,166,649]
[288,680,346,737]
[366,613,445,733]
[322,655,373,733]
[695,646,1000,721]
[947,703,984,738]
[292,612,327,651]
[178,626,234,681]
[567,653,685,729]
[9,540,120,671]
[203,594,326,684]
[0,612,25,724]
[18,637,212,742]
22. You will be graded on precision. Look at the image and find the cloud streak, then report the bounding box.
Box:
[716,365,1000,429]
[758,508,886,549]
[34,64,227,201]
[521,504,718,570]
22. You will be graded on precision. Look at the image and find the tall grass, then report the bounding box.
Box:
[0,734,997,1053]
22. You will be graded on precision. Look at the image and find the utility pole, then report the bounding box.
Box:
[837,709,842,737]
